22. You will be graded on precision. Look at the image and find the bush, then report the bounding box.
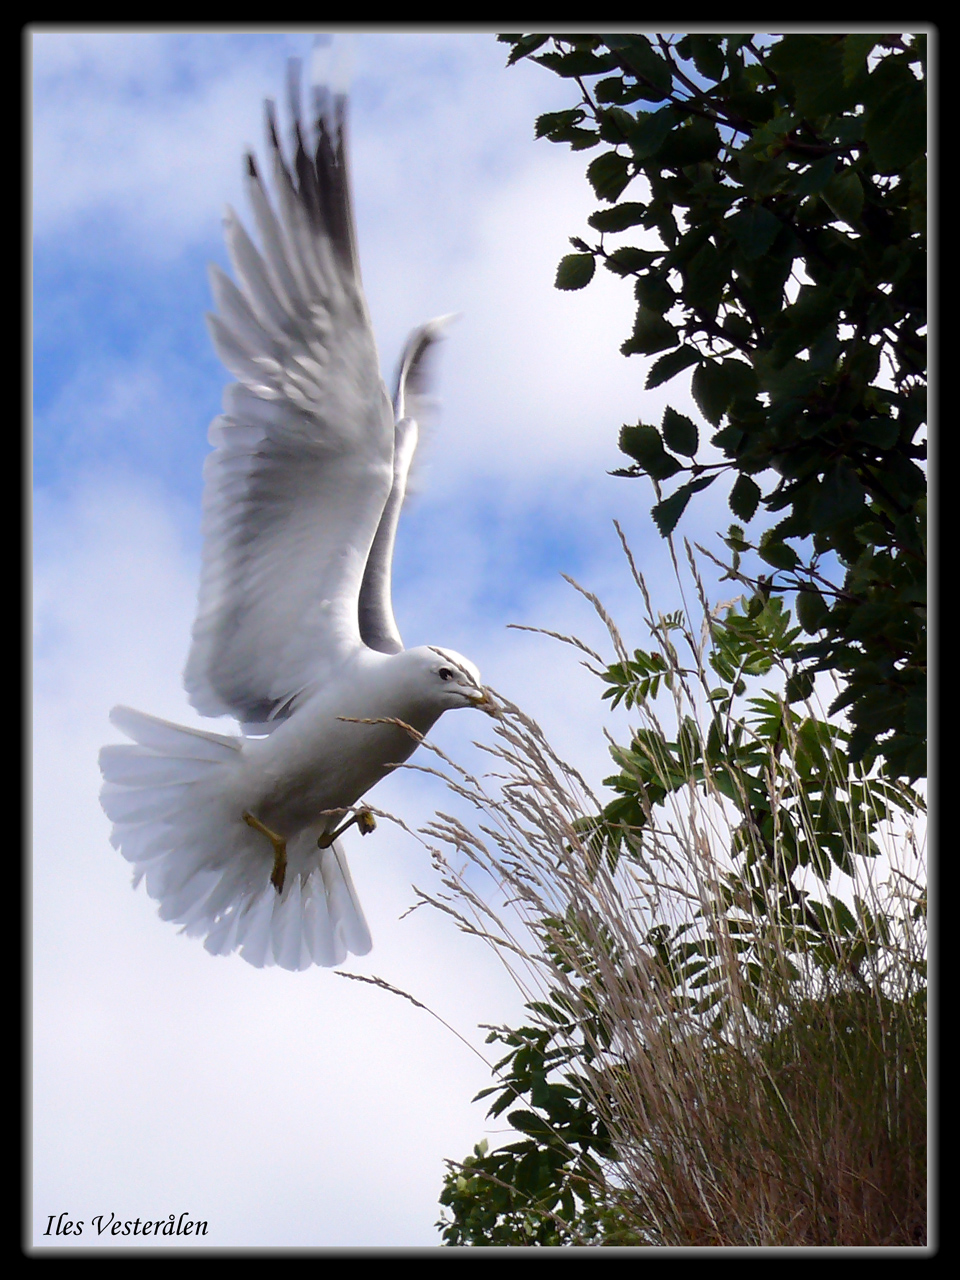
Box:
[432,547,925,1245]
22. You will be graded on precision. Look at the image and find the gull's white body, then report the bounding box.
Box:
[98,64,485,969]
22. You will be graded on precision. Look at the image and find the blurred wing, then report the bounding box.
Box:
[185,68,394,728]
[357,316,455,655]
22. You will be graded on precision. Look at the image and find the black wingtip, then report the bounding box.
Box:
[264,98,281,152]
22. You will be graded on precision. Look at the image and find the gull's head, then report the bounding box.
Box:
[398,645,491,714]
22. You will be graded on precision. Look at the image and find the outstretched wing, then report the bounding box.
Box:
[357,315,456,655]
[185,65,394,729]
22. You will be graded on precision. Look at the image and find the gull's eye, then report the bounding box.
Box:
[438,667,454,681]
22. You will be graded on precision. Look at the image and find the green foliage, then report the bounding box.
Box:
[437,996,623,1245]
[439,582,926,1244]
[499,32,927,780]
[437,32,927,1246]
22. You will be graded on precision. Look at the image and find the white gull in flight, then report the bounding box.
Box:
[98,63,490,971]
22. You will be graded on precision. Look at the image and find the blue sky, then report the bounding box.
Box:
[32,29,750,1250]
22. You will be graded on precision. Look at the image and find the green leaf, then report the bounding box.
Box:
[500,34,550,65]
[729,473,761,521]
[621,307,678,356]
[854,418,900,450]
[535,108,585,138]
[619,423,683,479]
[822,167,864,225]
[722,313,754,345]
[810,464,866,530]
[785,668,816,702]
[794,153,840,198]
[587,150,633,202]
[842,34,879,85]
[758,537,800,570]
[645,345,700,390]
[683,239,726,312]
[685,34,725,83]
[588,201,648,232]
[661,406,698,456]
[863,59,926,172]
[627,106,678,160]
[765,35,848,118]
[634,272,676,314]
[604,246,659,276]
[658,116,721,168]
[729,204,781,260]
[603,35,673,98]
[598,106,637,145]
[652,475,716,536]
[692,362,727,426]
[535,48,618,79]
[692,359,756,425]
[555,253,596,290]
[796,587,830,633]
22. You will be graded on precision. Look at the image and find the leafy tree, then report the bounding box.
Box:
[498,32,927,781]
[436,31,927,1246]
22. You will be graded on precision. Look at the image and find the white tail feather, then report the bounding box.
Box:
[99,706,372,970]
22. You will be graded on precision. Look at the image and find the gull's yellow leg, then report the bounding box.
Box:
[243,811,288,894]
[317,807,377,849]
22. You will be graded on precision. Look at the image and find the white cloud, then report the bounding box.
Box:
[31,29,739,1250]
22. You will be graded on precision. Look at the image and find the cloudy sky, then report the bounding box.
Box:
[32,28,746,1250]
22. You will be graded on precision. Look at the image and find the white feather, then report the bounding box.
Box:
[99,64,481,970]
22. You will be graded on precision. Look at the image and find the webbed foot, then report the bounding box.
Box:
[317,807,377,849]
[243,811,288,893]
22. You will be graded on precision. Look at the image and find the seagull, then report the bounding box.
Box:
[98,62,490,972]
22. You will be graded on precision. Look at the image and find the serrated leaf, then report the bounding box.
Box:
[661,406,698,456]
[587,150,633,202]
[568,128,603,151]
[822,167,863,225]
[619,423,661,467]
[645,345,700,389]
[758,538,800,570]
[854,418,900,450]
[652,475,716,536]
[722,313,754,344]
[711,424,744,453]
[598,105,637,145]
[729,204,781,260]
[686,34,725,83]
[796,586,830,633]
[729,473,761,521]
[536,47,617,78]
[604,246,659,276]
[628,106,679,160]
[535,108,585,138]
[604,35,673,98]
[842,34,878,85]
[634,273,676,314]
[692,359,756,426]
[766,35,848,118]
[658,116,721,168]
[555,253,596,290]
[864,59,926,172]
[621,307,678,356]
[501,33,550,65]
[810,463,866,530]
[794,153,840,198]
[619,423,683,479]
[588,201,648,232]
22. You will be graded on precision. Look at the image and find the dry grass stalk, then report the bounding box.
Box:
[418,559,926,1246]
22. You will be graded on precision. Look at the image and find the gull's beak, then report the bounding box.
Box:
[468,687,497,716]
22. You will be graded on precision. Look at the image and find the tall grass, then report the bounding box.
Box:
[424,549,926,1246]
